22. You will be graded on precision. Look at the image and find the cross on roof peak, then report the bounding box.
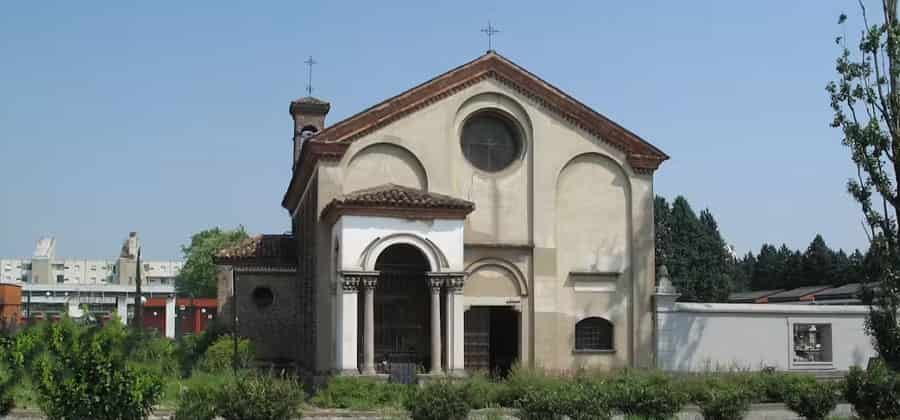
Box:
[481,21,500,52]
[304,56,317,96]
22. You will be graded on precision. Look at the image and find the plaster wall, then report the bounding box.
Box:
[656,303,875,372]
[338,215,464,272]
[316,77,656,371]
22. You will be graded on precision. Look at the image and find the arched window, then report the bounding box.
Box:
[575,317,614,351]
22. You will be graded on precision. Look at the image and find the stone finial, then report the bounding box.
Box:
[655,265,678,294]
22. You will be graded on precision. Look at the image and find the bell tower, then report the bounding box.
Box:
[289,97,330,167]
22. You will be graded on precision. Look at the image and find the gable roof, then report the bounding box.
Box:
[321,184,475,222]
[215,234,296,266]
[282,51,669,212]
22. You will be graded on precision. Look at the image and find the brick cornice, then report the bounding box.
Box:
[282,51,669,212]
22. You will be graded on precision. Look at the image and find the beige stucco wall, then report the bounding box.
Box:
[312,77,657,371]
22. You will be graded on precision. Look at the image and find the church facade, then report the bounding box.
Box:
[216,51,668,379]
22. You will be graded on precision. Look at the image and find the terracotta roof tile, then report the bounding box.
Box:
[215,234,296,265]
[321,184,475,221]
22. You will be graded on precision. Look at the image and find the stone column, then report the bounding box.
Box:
[116,295,128,324]
[338,275,361,375]
[361,275,378,375]
[446,275,466,374]
[165,295,176,339]
[429,277,443,374]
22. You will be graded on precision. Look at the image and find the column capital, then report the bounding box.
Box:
[427,272,466,292]
[341,271,379,292]
[428,277,444,292]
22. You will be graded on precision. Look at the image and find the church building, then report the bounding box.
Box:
[216,51,669,380]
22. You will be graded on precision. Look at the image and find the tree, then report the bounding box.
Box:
[177,227,249,298]
[801,235,834,287]
[829,0,900,369]
[657,196,734,302]
[752,244,781,290]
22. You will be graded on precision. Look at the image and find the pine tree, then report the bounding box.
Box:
[801,235,834,287]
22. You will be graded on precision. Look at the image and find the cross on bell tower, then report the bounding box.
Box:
[481,21,500,52]
[304,56,317,96]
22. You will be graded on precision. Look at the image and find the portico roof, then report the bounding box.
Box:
[321,184,475,222]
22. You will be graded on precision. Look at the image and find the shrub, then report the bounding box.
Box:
[196,334,254,373]
[743,371,817,403]
[310,376,410,410]
[684,376,753,420]
[405,380,471,420]
[463,373,508,410]
[0,369,15,416]
[497,366,566,408]
[846,361,900,420]
[32,331,163,420]
[607,370,686,420]
[173,383,218,420]
[516,379,611,420]
[217,372,304,420]
[783,380,841,420]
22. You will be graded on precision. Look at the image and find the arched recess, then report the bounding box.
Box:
[464,258,528,297]
[555,153,631,273]
[359,233,449,272]
[344,142,428,193]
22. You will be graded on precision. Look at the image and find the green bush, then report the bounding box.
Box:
[310,376,410,410]
[516,379,611,420]
[405,380,471,420]
[497,366,567,408]
[684,376,753,420]
[217,372,304,420]
[175,320,229,376]
[846,361,900,420]
[783,380,840,420]
[31,320,163,420]
[607,370,686,420]
[463,373,508,410]
[0,369,15,416]
[742,371,817,403]
[196,334,254,373]
[173,383,219,420]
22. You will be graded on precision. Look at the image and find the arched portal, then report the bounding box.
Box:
[370,244,435,376]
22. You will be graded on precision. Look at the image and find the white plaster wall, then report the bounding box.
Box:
[657,303,875,372]
[338,215,464,272]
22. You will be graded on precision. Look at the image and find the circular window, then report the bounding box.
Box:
[461,113,521,172]
[251,287,274,309]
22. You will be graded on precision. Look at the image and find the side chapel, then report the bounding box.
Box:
[216,51,669,380]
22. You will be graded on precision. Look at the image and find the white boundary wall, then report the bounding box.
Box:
[656,300,876,372]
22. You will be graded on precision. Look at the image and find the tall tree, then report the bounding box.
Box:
[177,227,249,298]
[801,235,834,287]
[753,244,782,290]
[829,0,900,369]
[659,196,733,302]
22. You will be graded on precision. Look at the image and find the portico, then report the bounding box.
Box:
[324,185,474,377]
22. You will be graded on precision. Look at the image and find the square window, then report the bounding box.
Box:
[792,323,832,364]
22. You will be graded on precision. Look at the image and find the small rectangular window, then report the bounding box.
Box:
[793,323,832,364]
[56,274,64,284]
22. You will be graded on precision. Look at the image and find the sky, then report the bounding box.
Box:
[0,1,875,260]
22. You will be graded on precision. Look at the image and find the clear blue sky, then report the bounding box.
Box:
[0,1,871,259]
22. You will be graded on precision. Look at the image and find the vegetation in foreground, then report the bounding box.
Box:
[3,318,900,419]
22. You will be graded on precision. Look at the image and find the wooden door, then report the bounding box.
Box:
[464,308,490,371]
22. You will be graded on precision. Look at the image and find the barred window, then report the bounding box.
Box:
[575,317,614,351]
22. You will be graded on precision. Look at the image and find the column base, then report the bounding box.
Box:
[338,369,360,376]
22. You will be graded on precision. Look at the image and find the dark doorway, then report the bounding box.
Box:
[464,306,519,377]
[371,244,432,380]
